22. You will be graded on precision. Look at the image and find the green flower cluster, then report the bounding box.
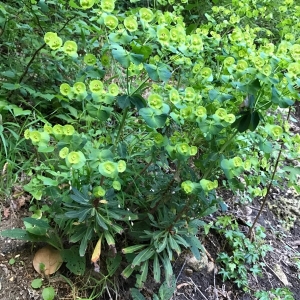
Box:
[44,32,78,57]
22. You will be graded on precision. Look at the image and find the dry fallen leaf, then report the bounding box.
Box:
[14,195,27,210]
[273,263,291,286]
[3,207,10,218]
[33,246,63,275]
[91,235,102,264]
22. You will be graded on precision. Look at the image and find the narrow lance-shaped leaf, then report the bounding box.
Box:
[156,235,168,253]
[104,231,115,247]
[153,254,161,283]
[131,247,155,268]
[91,235,102,263]
[122,244,147,254]
[136,260,149,288]
[159,275,176,299]
[65,208,92,222]
[71,188,90,205]
[130,288,146,300]
[23,217,50,229]
[95,213,109,230]
[161,252,173,286]
[122,264,136,279]
[79,227,93,257]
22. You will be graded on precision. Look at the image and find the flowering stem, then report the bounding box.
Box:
[114,107,129,149]
[202,130,238,179]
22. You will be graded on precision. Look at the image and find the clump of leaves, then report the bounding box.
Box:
[214,216,272,289]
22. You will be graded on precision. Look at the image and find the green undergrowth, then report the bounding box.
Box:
[0,0,300,298]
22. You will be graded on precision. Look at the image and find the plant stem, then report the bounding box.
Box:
[202,130,238,179]
[114,106,129,149]
[247,107,292,240]
[167,196,193,232]
[124,159,152,194]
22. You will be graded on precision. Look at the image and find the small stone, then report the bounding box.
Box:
[207,261,215,273]
[184,251,208,272]
[185,268,193,277]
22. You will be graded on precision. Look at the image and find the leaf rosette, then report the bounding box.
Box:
[200,67,213,81]
[44,32,58,44]
[48,36,62,50]
[290,44,300,61]
[108,83,119,96]
[184,87,196,102]
[53,124,64,137]
[232,156,243,168]
[214,108,227,121]
[181,180,195,194]
[195,106,207,120]
[157,27,170,45]
[148,93,163,110]
[224,114,236,124]
[43,124,53,134]
[112,181,121,191]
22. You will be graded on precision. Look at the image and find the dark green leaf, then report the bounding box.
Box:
[112,47,130,68]
[157,63,172,82]
[23,217,50,229]
[132,248,155,267]
[130,53,144,65]
[136,260,149,288]
[65,208,92,221]
[139,108,167,128]
[130,94,147,110]
[61,246,86,275]
[117,95,131,109]
[70,188,89,205]
[130,288,146,300]
[95,213,109,230]
[79,227,93,257]
[153,254,161,283]
[158,275,176,299]
[249,111,260,131]
[144,64,159,81]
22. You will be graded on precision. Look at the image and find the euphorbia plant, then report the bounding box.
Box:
[1,0,299,293]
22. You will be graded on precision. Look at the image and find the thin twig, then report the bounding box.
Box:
[188,278,209,300]
[247,107,292,240]
[176,259,186,282]
[213,267,219,300]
